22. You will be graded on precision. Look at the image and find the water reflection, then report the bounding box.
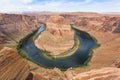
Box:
[20,26,97,69]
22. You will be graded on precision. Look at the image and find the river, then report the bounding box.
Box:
[18,26,98,70]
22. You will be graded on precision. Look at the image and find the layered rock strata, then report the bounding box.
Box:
[35,15,74,55]
[72,67,120,80]
[0,47,29,80]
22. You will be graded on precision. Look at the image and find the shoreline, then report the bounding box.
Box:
[42,36,80,59]
[72,26,100,66]
[16,25,100,70]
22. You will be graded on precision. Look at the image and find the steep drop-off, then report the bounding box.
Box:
[0,47,29,80]
[0,12,120,80]
[72,67,120,80]
[0,13,41,49]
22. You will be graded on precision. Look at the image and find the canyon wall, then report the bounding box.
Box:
[0,12,120,80]
[0,13,37,33]
[29,13,120,33]
[0,13,45,49]
[62,15,120,33]
[72,67,120,80]
[0,47,120,80]
[0,47,29,80]
[0,13,120,47]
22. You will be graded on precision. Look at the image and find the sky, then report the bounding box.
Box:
[0,0,120,13]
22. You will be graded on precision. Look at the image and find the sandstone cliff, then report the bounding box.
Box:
[27,68,66,80]
[0,13,39,45]
[0,13,43,49]
[0,12,120,80]
[35,15,74,55]
[0,13,37,33]
[72,67,120,80]
[0,47,29,80]
[25,67,120,80]
[28,13,120,33]
[62,15,120,33]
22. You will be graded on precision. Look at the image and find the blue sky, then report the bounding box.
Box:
[0,0,120,13]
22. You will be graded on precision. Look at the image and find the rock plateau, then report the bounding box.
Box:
[35,15,74,55]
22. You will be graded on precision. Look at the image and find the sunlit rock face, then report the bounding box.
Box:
[72,67,120,80]
[35,15,74,55]
[0,47,29,80]
[0,13,38,45]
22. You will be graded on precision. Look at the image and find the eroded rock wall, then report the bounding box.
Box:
[0,13,38,44]
[72,67,120,80]
[0,47,30,80]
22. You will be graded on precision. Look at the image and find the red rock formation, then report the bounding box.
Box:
[112,58,120,68]
[0,12,120,80]
[26,67,120,80]
[0,47,29,80]
[72,67,120,80]
[35,15,74,55]
[0,13,37,33]
[62,15,120,33]
[27,68,66,80]
[0,13,39,44]
[28,12,120,33]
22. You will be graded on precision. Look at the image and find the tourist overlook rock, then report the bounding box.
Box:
[0,47,29,80]
[35,15,74,55]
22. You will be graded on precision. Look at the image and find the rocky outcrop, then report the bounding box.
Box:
[62,15,120,33]
[28,13,120,33]
[0,13,40,45]
[0,13,37,33]
[0,47,29,80]
[26,67,120,80]
[72,67,120,80]
[26,68,66,80]
[112,58,120,68]
[35,15,74,55]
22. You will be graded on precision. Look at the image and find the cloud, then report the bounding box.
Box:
[83,0,93,4]
[20,0,34,4]
[42,2,62,7]
[0,0,120,13]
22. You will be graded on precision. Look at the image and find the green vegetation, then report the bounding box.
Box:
[71,25,101,67]
[41,37,80,59]
[16,28,39,58]
[17,49,27,58]
[83,42,100,67]
[16,25,100,70]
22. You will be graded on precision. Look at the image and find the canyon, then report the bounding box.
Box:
[0,47,120,80]
[0,12,120,80]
